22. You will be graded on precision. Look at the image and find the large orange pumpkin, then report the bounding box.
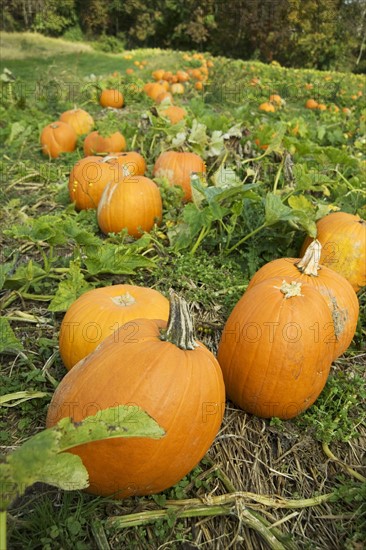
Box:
[40,121,77,158]
[68,155,121,210]
[83,131,126,156]
[153,151,206,202]
[99,89,124,108]
[247,240,359,359]
[217,278,335,420]
[59,108,94,136]
[59,284,169,370]
[46,293,225,498]
[300,212,366,292]
[97,175,162,237]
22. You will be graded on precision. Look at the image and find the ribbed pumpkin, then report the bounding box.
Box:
[47,293,225,498]
[300,212,366,292]
[217,278,335,420]
[247,240,359,359]
[153,151,206,202]
[40,121,77,158]
[144,82,167,101]
[83,131,126,156]
[97,175,162,237]
[68,155,121,210]
[59,108,94,136]
[59,284,170,370]
[99,89,124,108]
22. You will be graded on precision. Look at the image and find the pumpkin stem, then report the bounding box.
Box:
[161,291,198,350]
[111,293,136,306]
[277,280,303,298]
[295,239,322,276]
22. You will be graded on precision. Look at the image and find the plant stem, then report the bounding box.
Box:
[0,511,7,550]
[225,222,268,254]
[322,442,366,482]
[273,157,284,193]
[190,224,210,255]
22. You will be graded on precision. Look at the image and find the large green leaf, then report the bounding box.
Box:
[0,405,164,511]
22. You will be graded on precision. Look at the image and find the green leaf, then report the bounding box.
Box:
[0,317,23,354]
[0,405,164,511]
[265,193,293,225]
[84,244,155,276]
[0,262,15,291]
[0,391,49,407]
[48,261,93,312]
[4,261,46,290]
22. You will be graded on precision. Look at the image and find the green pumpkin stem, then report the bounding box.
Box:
[295,239,322,276]
[161,291,198,350]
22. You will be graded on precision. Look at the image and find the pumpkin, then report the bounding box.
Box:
[59,284,170,370]
[155,91,173,105]
[317,103,327,111]
[305,99,319,109]
[247,240,359,359]
[259,102,275,112]
[83,131,126,156]
[59,108,94,136]
[194,81,203,91]
[170,83,185,95]
[153,151,206,202]
[160,106,187,124]
[176,70,190,82]
[300,212,366,292]
[111,151,146,176]
[40,121,77,158]
[144,82,167,101]
[46,292,225,498]
[97,175,162,237]
[68,155,124,210]
[152,69,165,81]
[269,94,282,105]
[217,278,335,420]
[99,89,124,109]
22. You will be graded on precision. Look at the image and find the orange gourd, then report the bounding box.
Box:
[153,151,206,202]
[83,131,126,156]
[40,121,77,158]
[160,106,187,124]
[46,293,225,498]
[59,284,169,370]
[247,240,359,359]
[217,278,335,420]
[97,174,162,237]
[300,212,366,292]
[59,108,94,136]
[99,89,124,108]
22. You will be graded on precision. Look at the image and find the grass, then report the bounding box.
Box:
[1,32,365,550]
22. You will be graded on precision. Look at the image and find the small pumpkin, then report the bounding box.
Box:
[247,240,359,359]
[47,292,225,498]
[300,212,366,292]
[155,91,173,105]
[99,89,124,109]
[83,130,126,156]
[153,151,206,202]
[97,174,162,237]
[160,106,187,124]
[170,83,185,95]
[259,102,275,112]
[59,284,170,370]
[111,151,146,176]
[217,278,335,420]
[144,82,167,101]
[40,121,77,158]
[152,69,165,81]
[305,99,319,109]
[269,94,282,106]
[59,108,94,136]
[176,70,190,82]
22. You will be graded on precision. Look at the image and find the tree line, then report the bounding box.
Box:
[1,0,365,72]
